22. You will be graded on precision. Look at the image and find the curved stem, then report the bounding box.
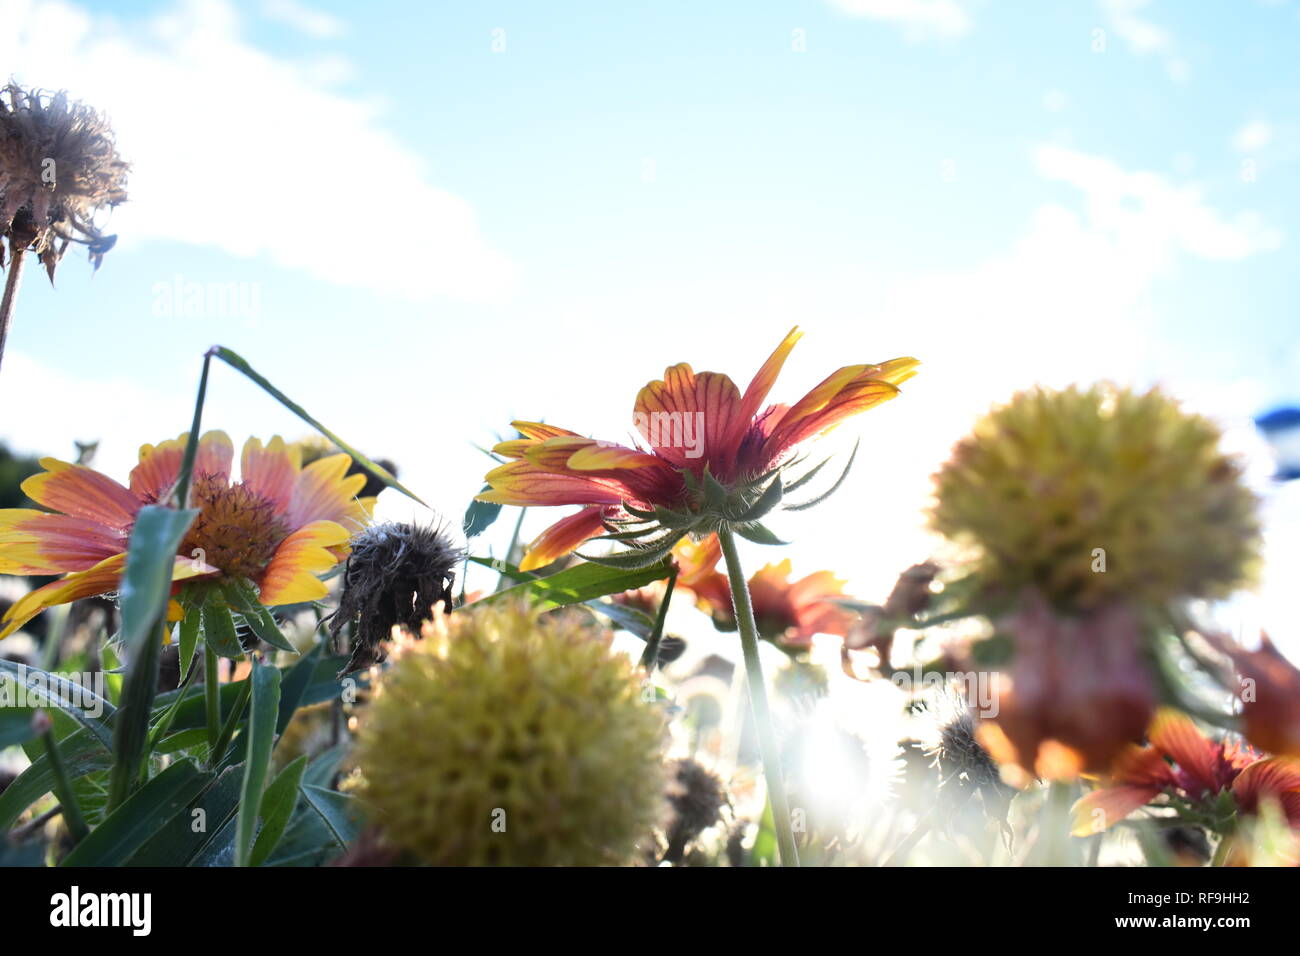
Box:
[0,245,27,376]
[717,526,800,867]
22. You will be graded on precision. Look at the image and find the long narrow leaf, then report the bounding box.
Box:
[210,346,426,505]
[235,660,281,866]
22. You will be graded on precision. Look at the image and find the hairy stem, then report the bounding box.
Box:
[0,246,27,376]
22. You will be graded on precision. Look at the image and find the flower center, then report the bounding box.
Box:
[181,474,289,581]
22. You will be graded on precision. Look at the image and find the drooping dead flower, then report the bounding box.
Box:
[0,82,129,371]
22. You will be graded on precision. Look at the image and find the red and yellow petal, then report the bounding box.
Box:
[1232,756,1300,813]
[240,435,300,514]
[764,362,915,459]
[257,519,350,606]
[1149,709,1220,794]
[635,365,745,469]
[129,430,235,504]
[0,508,128,573]
[22,458,141,532]
[1070,784,1164,837]
[519,507,609,572]
[0,552,128,639]
[286,454,367,531]
[738,326,802,425]
[478,461,627,507]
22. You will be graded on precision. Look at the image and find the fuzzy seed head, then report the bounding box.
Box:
[354,603,667,866]
[930,384,1260,611]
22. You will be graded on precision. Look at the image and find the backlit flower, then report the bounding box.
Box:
[1070,709,1300,837]
[0,430,374,638]
[478,328,918,570]
[676,532,856,650]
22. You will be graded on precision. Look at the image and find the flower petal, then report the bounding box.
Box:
[0,508,127,573]
[257,519,350,606]
[1232,756,1300,813]
[22,458,140,531]
[738,326,802,425]
[240,435,300,514]
[763,361,917,460]
[479,461,627,507]
[0,553,128,639]
[519,506,610,572]
[130,430,235,504]
[1070,784,1163,836]
[635,365,744,471]
[286,454,368,531]
[1149,709,1219,794]
[195,430,234,482]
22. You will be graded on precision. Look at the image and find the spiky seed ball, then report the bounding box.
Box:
[330,521,461,676]
[930,384,1260,611]
[353,603,667,866]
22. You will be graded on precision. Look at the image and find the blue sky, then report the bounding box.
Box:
[1,0,1297,649]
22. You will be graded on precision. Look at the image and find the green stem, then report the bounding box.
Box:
[717,526,799,867]
[204,643,221,754]
[42,727,89,844]
[496,506,528,590]
[173,348,214,510]
[638,564,678,672]
[207,668,252,769]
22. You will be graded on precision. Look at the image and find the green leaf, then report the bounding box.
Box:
[235,659,281,867]
[731,521,788,546]
[249,755,307,867]
[783,439,858,512]
[62,760,213,866]
[275,642,324,735]
[210,346,426,505]
[463,489,503,539]
[732,475,783,522]
[584,599,656,637]
[475,554,674,608]
[108,505,200,810]
[222,580,296,652]
[124,765,243,866]
[299,785,362,848]
[202,602,244,658]
[0,708,42,749]
[0,728,108,831]
[177,604,202,683]
[0,660,114,750]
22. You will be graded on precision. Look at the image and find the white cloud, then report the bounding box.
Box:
[1233,119,1274,153]
[1099,0,1188,80]
[827,0,971,39]
[0,0,515,303]
[260,0,344,38]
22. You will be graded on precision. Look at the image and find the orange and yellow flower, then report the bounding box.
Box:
[478,327,918,570]
[0,430,374,638]
[1070,709,1300,837]
[676,534,855,649]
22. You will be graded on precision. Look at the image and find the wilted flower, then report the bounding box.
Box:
[1070,709,1300,837]
[1207,632,1300,758]
[328,521,461,675]
[662,758,728,864]
[0,83,128,278]
[930,384,1260,611]
[0,431,374,638]
[477,328,918,570]
[976,590,1156,781]
[353,603,666,866]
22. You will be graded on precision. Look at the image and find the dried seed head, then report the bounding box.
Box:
[0,83,129,278]
[663,758,728,862]
[329,521,461,675]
